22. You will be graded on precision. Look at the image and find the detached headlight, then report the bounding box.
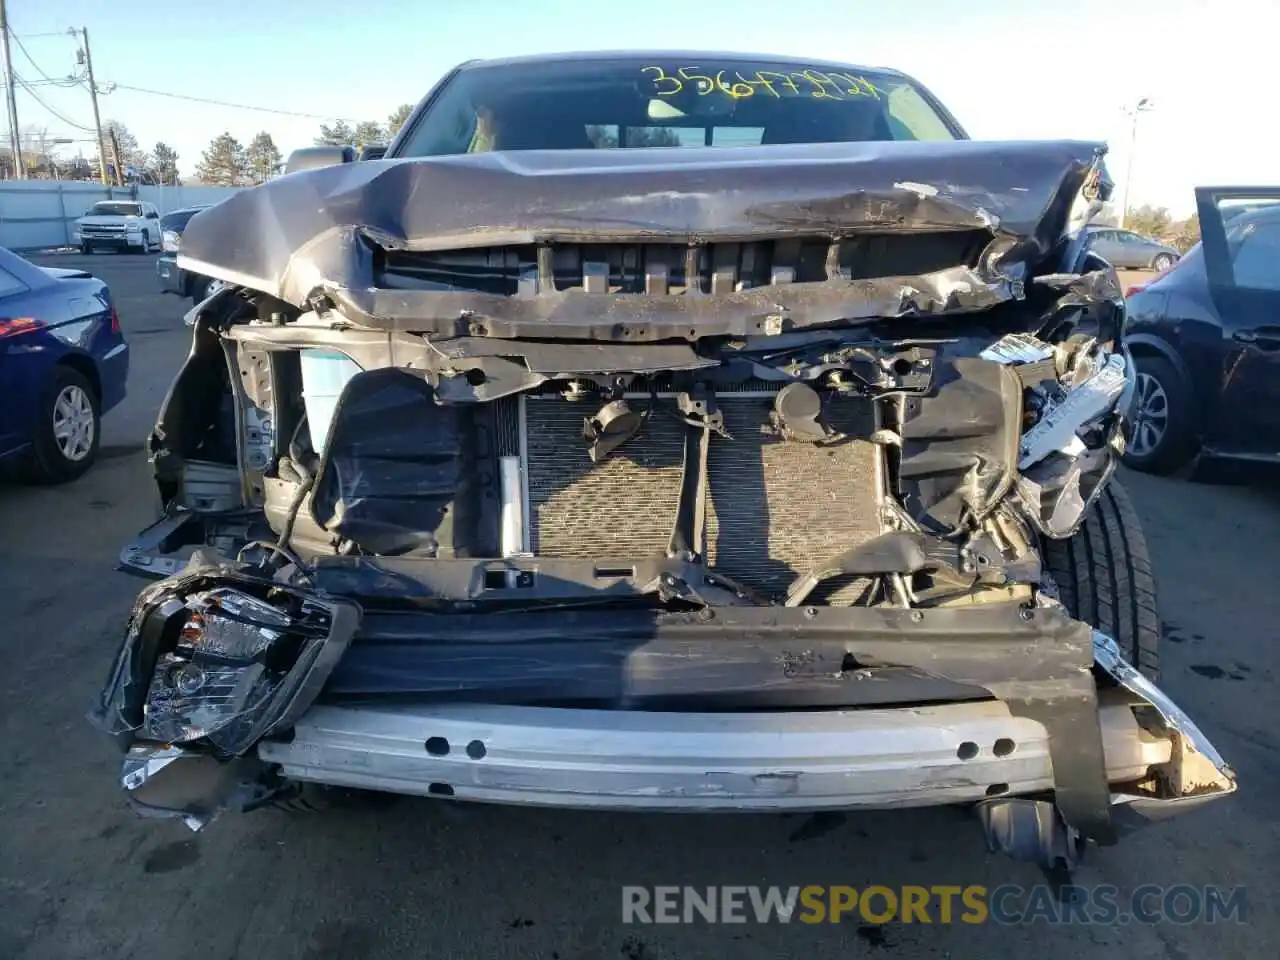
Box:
[161,229,180,253]
[141,589,322,753]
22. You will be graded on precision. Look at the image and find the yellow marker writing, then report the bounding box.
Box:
[641,65,683,96]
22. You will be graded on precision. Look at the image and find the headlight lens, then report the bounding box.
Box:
[142,589,301,752]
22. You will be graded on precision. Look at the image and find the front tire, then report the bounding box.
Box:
[1041,482,1160,679]
[23,366,101,484]
[1151,253,1175,271]
[80,242,93,255]
[1120,354,1195,473]
[190,276,211,304]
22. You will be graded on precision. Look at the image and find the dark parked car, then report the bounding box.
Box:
[1084,226,1180,270]
[156,205,215,302]
[94,52,1233,869]
[1123,188,1280,472]
[0,247,129,482]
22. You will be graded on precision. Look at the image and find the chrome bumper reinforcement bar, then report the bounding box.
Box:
[258,698,1169,811]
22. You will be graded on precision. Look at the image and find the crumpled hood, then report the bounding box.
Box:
[179,139,1108,334]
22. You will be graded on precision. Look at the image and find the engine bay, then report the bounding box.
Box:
[136,261,1130,614]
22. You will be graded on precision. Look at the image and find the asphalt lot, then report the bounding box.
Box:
[1,254,1276,960]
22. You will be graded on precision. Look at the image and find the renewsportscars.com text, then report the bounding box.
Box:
[622,885,1247,926]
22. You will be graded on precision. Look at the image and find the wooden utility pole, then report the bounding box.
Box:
[75,27,108,185]
[0,0,25,178]
[108,126,123,187]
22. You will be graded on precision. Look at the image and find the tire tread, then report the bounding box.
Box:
[1042,481,1160,678]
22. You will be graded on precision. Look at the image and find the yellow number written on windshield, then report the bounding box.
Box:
[641,66,882,101]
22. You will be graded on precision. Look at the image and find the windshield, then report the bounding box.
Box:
[86,202,142,217]
[397,57,960,157]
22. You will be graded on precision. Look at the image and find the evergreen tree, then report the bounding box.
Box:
[244,132,282,184]
[195,132,248,186]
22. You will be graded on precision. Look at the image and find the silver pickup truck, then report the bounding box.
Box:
[93,50,1234,874]
[75,199,162,254]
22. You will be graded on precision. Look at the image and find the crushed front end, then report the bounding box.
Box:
[92,139,1234,868]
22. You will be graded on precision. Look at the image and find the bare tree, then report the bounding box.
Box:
[102,120,147,168]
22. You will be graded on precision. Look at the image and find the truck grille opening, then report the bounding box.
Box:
[379,233,991,296]
[516,389,883,604]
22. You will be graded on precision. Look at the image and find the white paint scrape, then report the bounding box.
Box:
[893,181,940,198]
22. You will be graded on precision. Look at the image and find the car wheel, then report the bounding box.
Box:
[1151,253,1175,271]
[80,242,93,255]
[1041,481,1160,679]
[1120,354,1195,474]
[191,276,211,303]
[22,366,101,484]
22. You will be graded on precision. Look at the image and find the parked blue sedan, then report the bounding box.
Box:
[0,248,129,483]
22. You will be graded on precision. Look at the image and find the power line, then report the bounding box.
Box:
[13,73,95,131]
[109,82,359,122]
[9,27,72,85]
[2,131,96,142]
[18,76,85,86]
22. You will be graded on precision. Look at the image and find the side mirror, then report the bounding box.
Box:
[284,145,357,175]
[358,144,388,162]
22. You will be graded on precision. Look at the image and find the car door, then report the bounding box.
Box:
[0,263,35,455]
[1115,231,1150,268]
[1195,187,1280,458]
[1089,230,1121,266]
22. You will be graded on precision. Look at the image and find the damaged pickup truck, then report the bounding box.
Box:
[91,52,1234,870]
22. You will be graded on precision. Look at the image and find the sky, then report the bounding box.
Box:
[10,0,1277,216]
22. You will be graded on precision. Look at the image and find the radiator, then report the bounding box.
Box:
[706,396,880,604]
[520,392,882,603]
[524,396,686,559]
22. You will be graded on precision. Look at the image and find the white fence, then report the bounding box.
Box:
[0,180,243,251]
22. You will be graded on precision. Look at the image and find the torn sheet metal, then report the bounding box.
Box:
[177,139,1108,336]
[1015,447,1116,539]
[1092,631,1236,799]
[121,742,283,832]
[980,332,1055,365]
[1018,353,1128,469]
